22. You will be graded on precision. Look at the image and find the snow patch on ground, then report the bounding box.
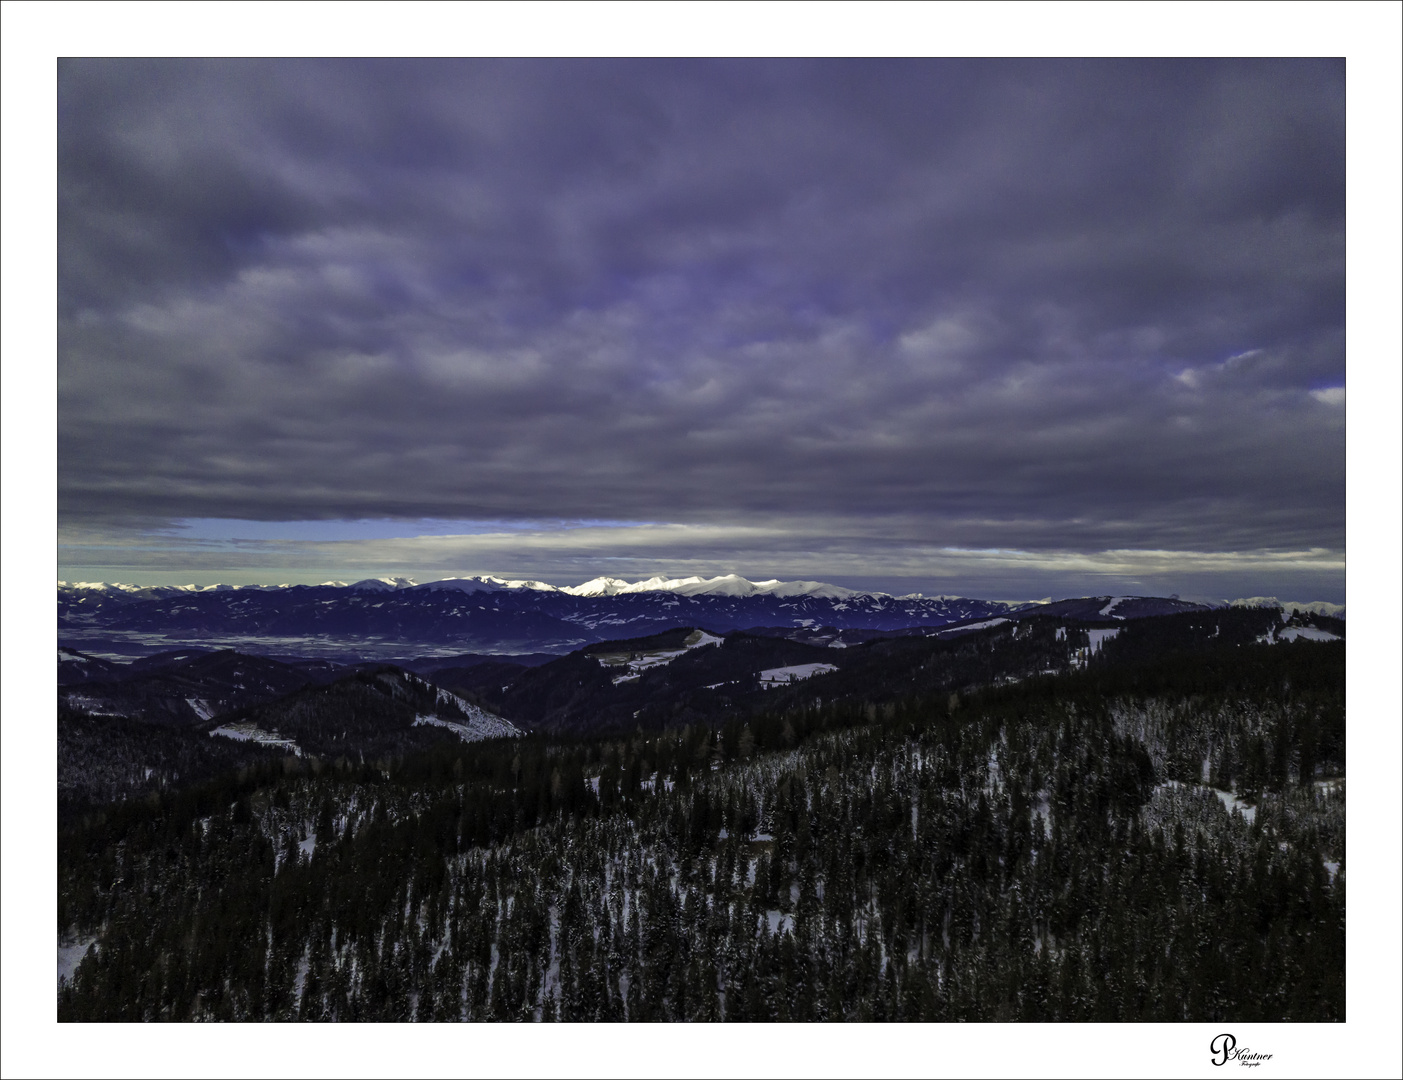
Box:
[1276,626,1341,643]
[429,683,519,729]
[937,617,1009,636]
[758,663,839,687]
[1070,627,1120,668]
[186,697,216,722]
[413,709,521,743]
[1156,781,1258,825]
[62,694,128,716]
[1031,792,1053,835]
[210,723,302,756]
[1256,624,1342,645]
[59,937,98,987]
[1211,788,1257,824]
[596,628,725,683]
[1087,628,1120,653]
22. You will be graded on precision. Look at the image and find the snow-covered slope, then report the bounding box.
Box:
[405,573,868,598]
[412,710,521,742]
[595,574,864,598]
[349,576,418,591]
[563,576,634,597]
[1229,597,1345,619]
[382,670,523,740]
[758,662,839,686]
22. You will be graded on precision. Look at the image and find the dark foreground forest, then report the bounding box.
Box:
[58,617,1344,1022]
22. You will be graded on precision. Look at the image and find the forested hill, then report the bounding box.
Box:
[57,606,1340,816]
[444,606,1341,737]
[58,613,1344,1022]
[57,578,1024,657]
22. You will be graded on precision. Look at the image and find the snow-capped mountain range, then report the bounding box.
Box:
[1227,596,1346,618]
[57,575,1342,659]
[55,572,987,608]
[109,573,915,600]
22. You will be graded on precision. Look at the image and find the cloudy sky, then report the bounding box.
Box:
[57,58,1346,600]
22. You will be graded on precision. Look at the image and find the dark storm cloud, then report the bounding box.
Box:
[58,59,1345,587]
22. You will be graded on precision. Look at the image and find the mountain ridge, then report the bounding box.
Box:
[58,574,1345,613]
[58,576,1341,660]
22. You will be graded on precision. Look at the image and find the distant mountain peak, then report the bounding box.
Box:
[561,574,867,599]
[1228,597,1345,618]
[348,576,418,591]
[482,576,560,592]
[563,576,635,596]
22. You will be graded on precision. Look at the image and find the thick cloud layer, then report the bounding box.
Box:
[58,59,1345,597]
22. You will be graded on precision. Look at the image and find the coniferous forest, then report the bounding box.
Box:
[57,610,1344,1022]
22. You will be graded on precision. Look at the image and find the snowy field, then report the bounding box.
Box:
[412,709,521,743]
[758,663,838,687]
[210,722,302,756]
[935,617,1009,637]
[1070,627,1120,667]
[595,629,724,684]
[1087,628,1121,653]
[1275,626,1341,643]
[1255,623,1342,645]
